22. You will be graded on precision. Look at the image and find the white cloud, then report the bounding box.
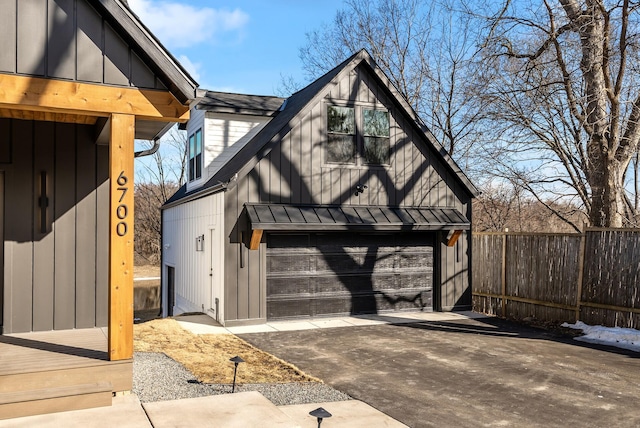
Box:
[177,55,201,82]
[127,0,249,49]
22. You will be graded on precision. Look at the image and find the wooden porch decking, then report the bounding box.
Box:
[0,328,132,420]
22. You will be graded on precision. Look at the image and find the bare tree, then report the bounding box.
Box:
[134,126,187,264]
[478,0,640,227]
[289,0,486,171]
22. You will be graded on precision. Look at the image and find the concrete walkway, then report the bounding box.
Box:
[175,310,487,335]
[0,391,407,427]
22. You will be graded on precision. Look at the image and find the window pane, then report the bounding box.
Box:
[195,130,202,155]
[328,106,355,134]
[189,134,195,158]
[327,134,355,163]
[364,136,390,164]
[195,153,202,179]
[189,158,195,181]
[364,109,389,137]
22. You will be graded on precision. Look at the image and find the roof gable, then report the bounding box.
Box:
[90,0,198,102]
[164,50,478,208]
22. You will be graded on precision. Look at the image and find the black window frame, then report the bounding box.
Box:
[188,128,203,182]
[325,103,390,166]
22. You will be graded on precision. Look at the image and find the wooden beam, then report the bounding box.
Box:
[446,229,463,247]
[0,107,97,124]
[0,74,190,122]
[249,229,263,250]
[108,113,135,361]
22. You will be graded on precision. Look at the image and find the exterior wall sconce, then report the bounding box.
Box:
[309,407,332,427]
[195,234,204,251]
[355,183,367,196]
[38,171,49,233]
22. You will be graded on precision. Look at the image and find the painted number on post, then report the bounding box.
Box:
[116,171,129,237]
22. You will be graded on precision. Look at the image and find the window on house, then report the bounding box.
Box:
[189,128,202,182]
[363,109,390,164]
[326,106,355,163]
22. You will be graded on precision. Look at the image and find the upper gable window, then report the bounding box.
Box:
[188,128,202,182]
[363,109,390,164]
[327,106,356,163]
[326,105,390,166]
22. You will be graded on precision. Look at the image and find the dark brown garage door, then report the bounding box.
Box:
[266,233,434,319]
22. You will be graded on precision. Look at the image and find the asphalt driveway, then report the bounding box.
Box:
[239,315,640,428]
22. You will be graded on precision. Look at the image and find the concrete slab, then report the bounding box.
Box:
[309,319,354,329]
[143,391,297,428]
[175,314,231,335]
[268,321,318,332]
[279,400,409,427]
[226,324,278,334]
[0,394,151,428]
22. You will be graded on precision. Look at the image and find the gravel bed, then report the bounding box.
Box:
[133,352,351,405]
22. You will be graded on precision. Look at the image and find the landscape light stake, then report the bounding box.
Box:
[229,356,244,393]
[309,407,332,427]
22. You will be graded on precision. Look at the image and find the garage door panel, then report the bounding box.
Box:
[268,298,312,318]
[398,253,434,270]
[267,277,312,296]
[267,232,434,319]
[268,254,312,274]
[376,290,432,311]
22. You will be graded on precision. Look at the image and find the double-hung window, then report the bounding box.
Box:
[363,109,390,164]
[326,105,390,165]
[188,128,202,182]
[326,106,356,163]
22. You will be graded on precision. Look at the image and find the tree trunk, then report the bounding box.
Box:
[588,154,625,227]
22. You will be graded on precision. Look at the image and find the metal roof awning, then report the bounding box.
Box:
[244,203,470,232]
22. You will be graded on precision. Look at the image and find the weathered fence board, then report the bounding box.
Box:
[473,229,640,328]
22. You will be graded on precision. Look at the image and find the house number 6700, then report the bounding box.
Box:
[116,171,129,237]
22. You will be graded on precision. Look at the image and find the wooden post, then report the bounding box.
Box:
[108,114,135,361]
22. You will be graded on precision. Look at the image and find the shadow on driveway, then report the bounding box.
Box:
[239,316,640,428]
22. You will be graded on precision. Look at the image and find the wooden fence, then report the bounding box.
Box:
[472,228,640,328]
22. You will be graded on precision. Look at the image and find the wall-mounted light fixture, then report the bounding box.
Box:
[355,183,368,196]
[195,234,204,251]
[38,171,49,233]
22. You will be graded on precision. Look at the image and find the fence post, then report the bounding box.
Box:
[575,227,587,322]
[501,232,507,317]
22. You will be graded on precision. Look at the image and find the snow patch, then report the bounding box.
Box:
[561,321,640,352]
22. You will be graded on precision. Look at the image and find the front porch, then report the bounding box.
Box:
[0,328,132,420]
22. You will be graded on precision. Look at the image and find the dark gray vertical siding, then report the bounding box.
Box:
[48,0,76,80]
[236,174,249,320]
[54,123,76,329]
[32,122,55,331]
[1,0,166,89]
[224,185,238,321]
[104,23,130,86]
[75,125,97,328]
[76,0,103,83]
[1,118,108,333]
[4,120,34,333]
[95,144,109,326]
[17,0,47,76]
[0,0,17,73]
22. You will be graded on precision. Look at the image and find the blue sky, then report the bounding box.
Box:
[128,0,347,95]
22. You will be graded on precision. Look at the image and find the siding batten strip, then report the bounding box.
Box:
[108,113,134,361]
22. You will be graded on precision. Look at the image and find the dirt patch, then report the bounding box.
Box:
[134,318,320,385]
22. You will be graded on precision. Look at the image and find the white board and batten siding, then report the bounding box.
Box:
[204,112,271,178]
[185,110,270,193]
[162,192,225,321]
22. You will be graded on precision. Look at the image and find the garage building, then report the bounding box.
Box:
[162,50,478,326]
